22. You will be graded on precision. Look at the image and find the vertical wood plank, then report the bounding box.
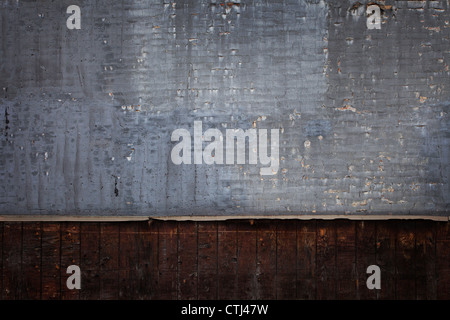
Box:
[236,221,257,299]
[0,223,2,299]
[118,221,138,299]
[255,220,276,299]
[60,222,80,300]
[2,222,22,300]
[316,220,336,300]
[22,222,41,300]
[217,221,237,300]
[137,221,155,299]
[335,220,356,299]
[157,221,178,299]
[297,220,316,300]
[197,221,218,299]
[415,220,436,300]
[355,220,377,300]
[276,220,297,299]
[395,221,416,300]
[80,222,100,300]
[99,223,119,300]
[177,221,198,300]
[436,222,450,300]
[376,221,396,299]
[41,222,61,300]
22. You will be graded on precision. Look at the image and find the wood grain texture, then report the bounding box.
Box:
[41,223,60,300]
[355,221,377,300]
[316,220,336,300]
[0,223,2,298]
[2,222,22,300]
[118,222,138,299]
[217,221,238,300]
[0,220,448,300]
[255,220,276,299]
[61,222,80,300]
[276,221,297,299]
[177,221,197,300]
[99,223,119,300]
[236,221,257,299]
[415,221,436,300]
[335,220,356,300]
[395,221,416,300]
[156,221,178,299]
[197,221,218,299]
[297,220,316,300]
[375,220,397,299]
[22,222,41,300]
[139,221,156,299]
[80,223,100,300]
[436,222,450,300]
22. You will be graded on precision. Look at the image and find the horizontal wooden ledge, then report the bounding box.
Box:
[0,214,448,222]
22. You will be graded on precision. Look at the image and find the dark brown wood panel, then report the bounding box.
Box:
[99,223,119,300]
[156,221,178,299]
[61,222,80,300]
[355,221,377,300]
[415,221,437,300]
[2,222,22,300]
[217,221,238,300]
[335,220,356,300]
[80,223,100,300]
[276,220,297,299]
[197,221,218,299]
[137,221,155,300]
[0,219,449,300]
[236,221,257,299]
[375,220,396,299]
[316,220,336,300]
[436,222,450,300]
[22,222,41,300]
[41,223,60,300]
[296,220,316,300]
[0,222,2,298]
[395,221,416,300]
[255,220,276,299]
[118,222,138,299]
[177,221,197,300]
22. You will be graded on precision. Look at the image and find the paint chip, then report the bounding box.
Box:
[304,140,311,148]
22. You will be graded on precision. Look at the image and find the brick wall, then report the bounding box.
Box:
[0,0,448,218]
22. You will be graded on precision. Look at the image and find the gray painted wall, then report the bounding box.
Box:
[0,0,448,217]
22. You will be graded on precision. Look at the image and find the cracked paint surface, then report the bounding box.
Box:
[0,0,448,217]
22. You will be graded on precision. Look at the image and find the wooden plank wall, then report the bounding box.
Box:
[0,219,448,300]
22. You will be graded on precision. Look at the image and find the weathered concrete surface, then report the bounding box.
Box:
[0,0,448,217]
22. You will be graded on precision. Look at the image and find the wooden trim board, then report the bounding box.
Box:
[0,214,448,222]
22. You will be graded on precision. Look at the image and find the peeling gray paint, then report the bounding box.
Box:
[0,0,448,217]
